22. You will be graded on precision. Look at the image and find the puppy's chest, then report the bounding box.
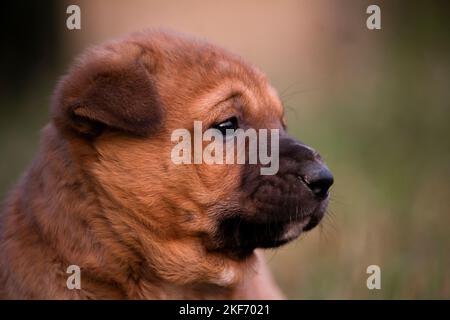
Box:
[125,279,236,299]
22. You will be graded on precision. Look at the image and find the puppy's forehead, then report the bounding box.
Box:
[181,49,283,119]
[195,79,283,117]
[132,30,284,120]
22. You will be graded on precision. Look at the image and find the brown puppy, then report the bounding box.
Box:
[0,30,333,299]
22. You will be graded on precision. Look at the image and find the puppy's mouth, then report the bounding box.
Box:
[209,199,328,259]
[206,135,333,259]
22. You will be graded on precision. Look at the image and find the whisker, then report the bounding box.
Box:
[278,80,308,98]
[281,87,319,104]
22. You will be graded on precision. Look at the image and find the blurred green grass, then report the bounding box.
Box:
[269,6,450,298]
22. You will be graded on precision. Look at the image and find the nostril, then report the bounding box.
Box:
[300,168,334,199]
[308,177,333,198]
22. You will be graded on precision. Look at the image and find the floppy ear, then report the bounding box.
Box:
[51,44,164,137]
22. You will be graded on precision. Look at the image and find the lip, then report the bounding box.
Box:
[274,203,318,225]
[298,175,310,185]
[278,216,311,242]
[255,217,311,249]
[212,201,328,258]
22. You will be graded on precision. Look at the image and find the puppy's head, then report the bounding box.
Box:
[52,30,333,281]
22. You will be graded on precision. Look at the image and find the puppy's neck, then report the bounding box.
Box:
[2,124,256,298]
[91,181,255,297]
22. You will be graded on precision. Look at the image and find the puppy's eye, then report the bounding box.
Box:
[212,117,238,135]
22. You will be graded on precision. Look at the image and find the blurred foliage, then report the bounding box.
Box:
[271,1,450,299]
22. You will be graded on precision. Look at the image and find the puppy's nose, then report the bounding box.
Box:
[300,162,334,199]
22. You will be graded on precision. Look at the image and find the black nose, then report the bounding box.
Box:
[300,163,334,198]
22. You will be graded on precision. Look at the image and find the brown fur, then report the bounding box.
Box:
[0,30,287,299]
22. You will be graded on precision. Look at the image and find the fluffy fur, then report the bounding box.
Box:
[0,30,331,299]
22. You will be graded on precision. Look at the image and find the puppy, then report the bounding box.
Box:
[0,30,333,299]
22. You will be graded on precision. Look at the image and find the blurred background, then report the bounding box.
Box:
[0,0,449,299]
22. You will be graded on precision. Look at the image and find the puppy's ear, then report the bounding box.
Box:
[52,44,164,137]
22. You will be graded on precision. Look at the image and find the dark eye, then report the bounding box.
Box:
[212,117,238,135]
